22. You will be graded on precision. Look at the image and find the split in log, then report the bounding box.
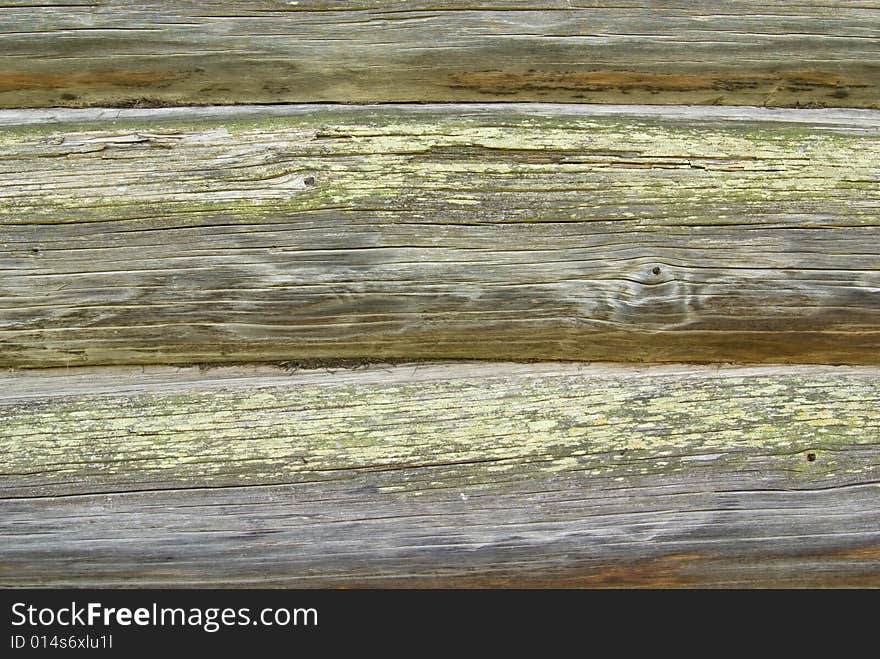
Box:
[1,104,879,366]
[0,1,879,108]
[1,362,878,587]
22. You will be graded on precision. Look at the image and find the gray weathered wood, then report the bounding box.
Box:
[1,362,878,587]
[1,104,879,366]
[0,1,879,109]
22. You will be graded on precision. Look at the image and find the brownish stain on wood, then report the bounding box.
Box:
[825,543,880,561]
[447,69,866,94]
[0,70,174,93]
[552,553,705,588]
[450,543,880,588]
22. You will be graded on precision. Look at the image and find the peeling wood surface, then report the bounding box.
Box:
[1,362,878,587]
[2,104,879,367]
[1,1,879,108]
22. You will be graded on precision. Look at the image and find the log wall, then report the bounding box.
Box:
[1,3,878,588]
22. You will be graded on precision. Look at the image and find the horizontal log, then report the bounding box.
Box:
[1,362,878,587]
[2,104,879,366]
[1,2,879,108]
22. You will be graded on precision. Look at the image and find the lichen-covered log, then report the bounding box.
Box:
[0,1,879,109]
[2,104,879,366]
[1,362,878,587]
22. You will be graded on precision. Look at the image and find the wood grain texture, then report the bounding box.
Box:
[0,1,879,108]
[1,362,878,587]
[2,104,879,366]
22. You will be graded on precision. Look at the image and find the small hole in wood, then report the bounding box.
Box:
[303,176,316,187]
[30,247,41,255]
[806,452,816,462]
[651,266,661,275]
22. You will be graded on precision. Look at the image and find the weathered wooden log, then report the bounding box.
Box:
[1,362,878,587]
[0,1,878,109]
[2,104,879,366]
